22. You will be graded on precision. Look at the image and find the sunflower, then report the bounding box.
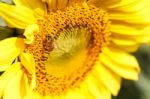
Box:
[0,0,150,99]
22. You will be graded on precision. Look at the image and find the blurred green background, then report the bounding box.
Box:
[0,0,150,99]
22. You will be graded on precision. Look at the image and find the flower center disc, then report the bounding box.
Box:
[26,4,110,96]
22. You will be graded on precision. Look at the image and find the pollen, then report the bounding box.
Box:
[25,4,110,96]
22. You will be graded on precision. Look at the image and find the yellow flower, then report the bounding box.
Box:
[0,0,150,99]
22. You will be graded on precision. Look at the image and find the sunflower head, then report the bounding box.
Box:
[24,4,111,95]
[0,0,150,99]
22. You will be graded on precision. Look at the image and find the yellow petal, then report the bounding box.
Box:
[110,13,150,27]
[109,0,148,12]
[44,96,53,99]
[65,88,86,99]
[87,0,119,8]
[45,0,85,10]
[96,0,150,27]
[109,0,150,25]
[108,42,139,52]
[23,24,39,44]
[111,36,137,46]
[110,36,139,52]
[111,32,150,45]
[134,26,150,43]
[57,0,68,9]
[93,62,121,96]
[0,64,10,72]
[100,47,140,80]
[79,81,95,99]
[20,73,30,98]
[0,3,36,29]
[13,0,47,17]
[0,37,25,71]
[68,0,86,5]
[86,75,111,99]
[19,52,36,90]
[20,52,35,75]
[110,25,142,36]
[110,24,149,45]
[3,67,23,99]
[25,91,43,99]
[44,0,57,11]
[0,62,21,98]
